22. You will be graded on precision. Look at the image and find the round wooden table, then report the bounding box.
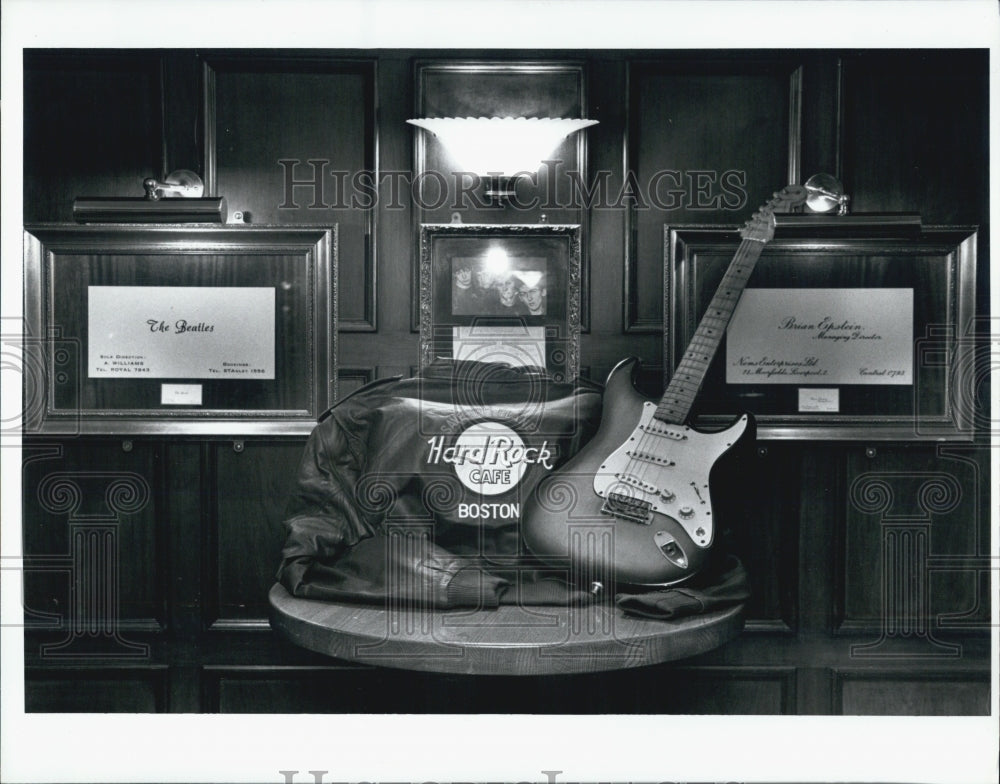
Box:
[269,583,745,675]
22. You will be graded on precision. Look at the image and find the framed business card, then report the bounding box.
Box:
[664,220,977,440]
[23,225,337,435]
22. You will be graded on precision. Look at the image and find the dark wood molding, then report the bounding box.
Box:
[624,56,806,334]
[202,55,378,332]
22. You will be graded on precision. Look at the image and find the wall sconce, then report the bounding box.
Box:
[407,116,598,204]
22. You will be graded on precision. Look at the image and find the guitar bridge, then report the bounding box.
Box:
[601,491,653,525]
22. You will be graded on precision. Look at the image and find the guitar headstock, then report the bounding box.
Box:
[738,184,808,243]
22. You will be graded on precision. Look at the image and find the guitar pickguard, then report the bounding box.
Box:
[592,402,748,549]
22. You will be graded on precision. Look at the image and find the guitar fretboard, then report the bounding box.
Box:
[654,237,768,425]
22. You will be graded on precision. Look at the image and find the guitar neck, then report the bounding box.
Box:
[654,236,768,425]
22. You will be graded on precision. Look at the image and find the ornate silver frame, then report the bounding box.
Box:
[418,223,582,382]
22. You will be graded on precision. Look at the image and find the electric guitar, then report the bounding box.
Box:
[523,184,808,586]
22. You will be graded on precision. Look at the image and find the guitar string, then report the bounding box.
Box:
[625,242,754,497]
[629,241,749,490]
[633,239,758,506]
[622,238,761,508]
[601,190,801,546]
[622,190,790,500]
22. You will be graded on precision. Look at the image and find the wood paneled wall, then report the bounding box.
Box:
[21,48,990,714]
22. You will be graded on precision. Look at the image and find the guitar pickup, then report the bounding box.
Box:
[627,450,676,467]
[639,422,688,441]
[616,473,659,494]
[602,491,653,525]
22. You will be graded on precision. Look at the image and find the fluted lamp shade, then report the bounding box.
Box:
[407,117,599,177]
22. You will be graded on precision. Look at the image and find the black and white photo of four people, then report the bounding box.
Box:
[452,259,547,316]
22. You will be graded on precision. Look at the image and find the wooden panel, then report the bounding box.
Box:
[206,56,376,330]
[337,367,376,400]
[727,444,799,630]
[585,57,628,345]
[625,58,801,332]
[206,665,792,714]
[23,52,164,222]
[842,50,988,225]
[842,447,984,632]
[21,442,163,627]
[26,667,169,712]
[210,440,306,626]
[164,443,204,638]
[840,50,991,352]
[798,55,843,182]
[656,667,795,714]
[797,446,843,634]
[160,51,203,176]
[834,671,990,715]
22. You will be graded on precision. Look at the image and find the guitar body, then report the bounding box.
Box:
[523,358,754,586]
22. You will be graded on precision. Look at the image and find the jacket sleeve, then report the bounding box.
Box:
[280,528,510,609]
[276,411,375,593]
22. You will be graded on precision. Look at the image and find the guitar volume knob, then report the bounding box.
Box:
[678,506,695,519]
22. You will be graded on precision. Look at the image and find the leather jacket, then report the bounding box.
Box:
[277,361,604,608]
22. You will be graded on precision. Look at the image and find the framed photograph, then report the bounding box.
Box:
[664,220,977,440]
[418,223,581,381]
[23,225,337,435]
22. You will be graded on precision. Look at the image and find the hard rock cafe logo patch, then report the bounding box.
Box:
[426,422,553,497]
